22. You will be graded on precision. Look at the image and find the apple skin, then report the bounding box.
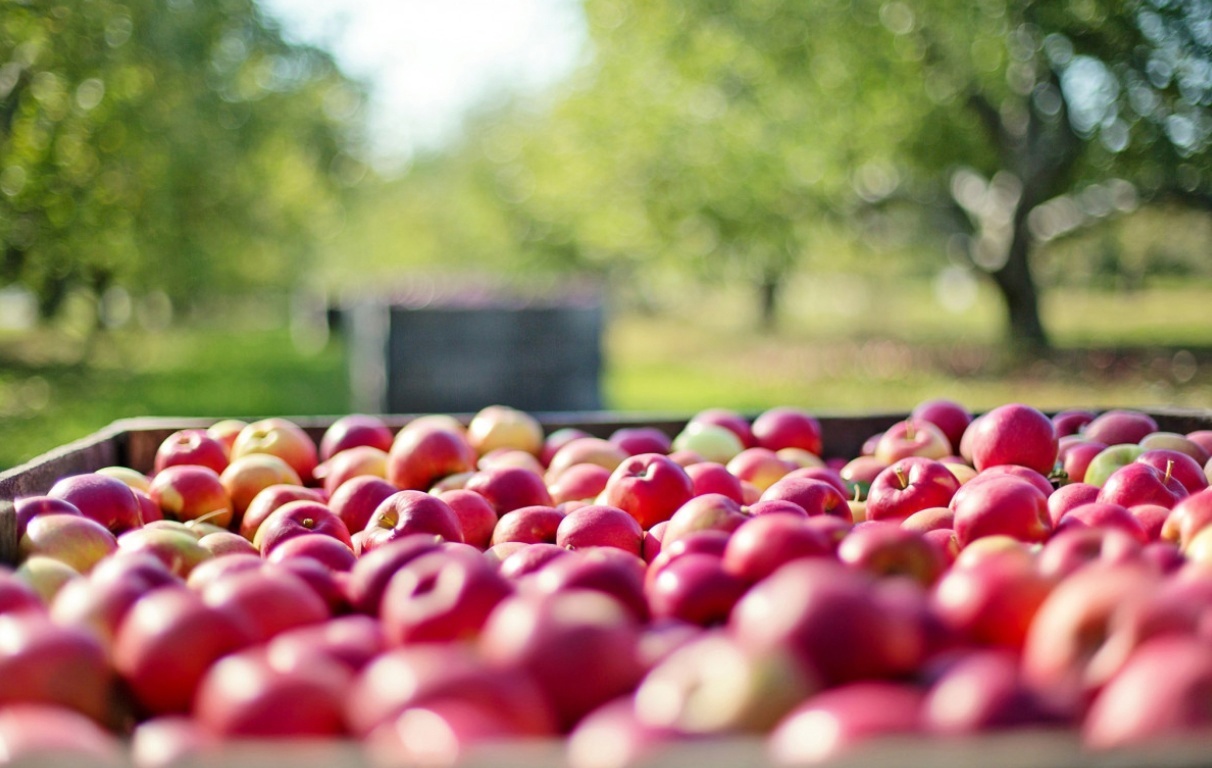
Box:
[361,491,463,554]
[327,476,398,541]
[1082,409,1159,446]
[380,550,514,645]
[344,534,446,615]
[467,405,544,457]
[254,500,353,556]
[1083,443,1147,488]
[684,461,745,503]
[220,454,303,517]
[770,680,924,764]
[539,427,591,467]
[498,543,571,580]
[873,419,952,464]
[148,465,234,529]
[0,612,114,724]
[12,496,83,540]
[114,586,258,715]
[1047,482,1101,526]
[1135,448,1209,495]
[837,522,946,586]
[548,463,613,506]
[0,567,47,616]
[924,648,1067,733]
[930,549,1054,650]
[752,406,823,456]
[661,493,749,546]
[966,403,1058,476]
[116,527,212,579]
[238,484,324,542]
[730,559,923,686]
[555,504,644,556]
[47,473,143,535]
[479,589,646,732]
[1035,526,1143,580]
[1140,432,1211,466]
[545,437,629,484]
[865,457,961,523]
[203,565,332,645]
[491,505,565,546]
[949,475,1052,547]
[387,425,476,492]
[265,533,357,572]
[671,422,745,464]
[1082,634,1212,749]
[154,428,230,476]
[901,506,955,534]
[602,453,695,531]
[1057,438,1107,484]
[1097,462,1188,510]
[609,426,674,458]
[19,514,117,574]
[207,419,248,454]
[688,407,756,449]
[645,553,748,626]
[1055,502,1148,544]
[911,398,973,453]
[316,445,388,497]
[759,477,849,518]
[464,466,554,517]
[193,646,348,738]
[266,613,385,675]
[726,448,796,493]
[0,704,123,765]
[1052,409,1097,437]
[529,549,650,623]
[320,414,394,462]
[231,417,319,484]
[722,512,832,584]
[434,489,498,551]
[1163,488,1212,549]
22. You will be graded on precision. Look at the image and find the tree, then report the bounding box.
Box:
[0,0,366,322]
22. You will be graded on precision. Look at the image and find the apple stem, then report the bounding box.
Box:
[904,419,915,441]
[893,466,909,490]
[853,485,862,503]
[188,508,230,527]
[1164,460,1174,485]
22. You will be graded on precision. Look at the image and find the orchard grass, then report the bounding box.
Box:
[1,281,1211,471]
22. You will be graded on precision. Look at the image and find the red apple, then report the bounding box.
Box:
[759,476,848,518]
[491,505,565,546]
[901,506,955,533]
[545,437,629,484]
[201,566,330,643]
[683,461,745,503]
[0,567,46,616]
[529,549,650,623]
[361,491,462,553]
[154,428,230,475]
[865,457,961,523]
[721,513,832,584]
[726,448,796,493]
[609,426,673,457]
[207,419,247,455]
[1047,482,1101,526]
[231,417,319,483]
[130,716,217,768]
[555,504,644,555]
[1056,502,1148,543]
[254,500,353,556]
[327,476,398,539]
[148,465,233,529]
[117,527,211,578]
[387,425,476,492]
[1036,526,1143,580]
[688,408,756,449]
[0,704,122,765]
[645,553,748,626]
[498,542,571,580]
[950,475,1051,547]
[837,522,946,586]
[344,534,446,615]
[0,612,113,723]
[380,550,513,645]
[12,496,83,540]
[540,427,591,466]
[966,403,1058,475]
[924,648,1065,733]
[567,697,680,768]
[1136,448,1209,495]
[873,419,952,464]
[435,489,499,551]
[316,445,388,497]
[266,532,357,572]
[1052,409,1097,437]
[930,549,1054,649]
[911,398,972,453]
[1082,409,1159,446]
[602,454,695,531]
[548,463,613,505]
[238,484,324,541]
[752,406,823,456]
[1057,438,1107,484]
[661,493,748,547]
[465,466,554,516]
[1097,462,1188,510]
[47,473,143,534]
[770,680,924,764]
[320,414,394,462]
[19,514,117,574]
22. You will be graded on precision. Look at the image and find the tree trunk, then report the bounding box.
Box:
[991,207,1049,353]
[758,272,781,332]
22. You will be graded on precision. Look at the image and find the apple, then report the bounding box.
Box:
[911,398,972,453]
[660,493,747,547]
[837,523,946,586]
[1083,443,1147,488]
[1132,503,1171,542]
[361,492,462,553]
[193,646,348,738]
[0,567,46,615]
[930,548,1054,649]
[683,461,745,503]
[752,406,823,456]
[207,419,247,454]
[254,500,353,556]
[0,612,114,724]
[153,429,230,475]
[19,514,117,574]
[0,704,122,764]
[231,417,319,483]
[544,437,628,484]
[13,556,79,605]
[602,454,695,531]
[1136,448,1209,494]
[320,414,394,462]
[1035,526,1143,580]
[528,549,650,623]
[387,424,476,492]
[1052,408,1097,437]
[777,447,827,469]
[467,405,544,457]
[220,454,303,517]
[540,427,591,466]
[478,589,645,731]
[555,504,644,555]
[873,418,952,464]
[47,473,143,534]
[1163,488,1212,549]
[864,457,961,523]
[316,445,388,497]
[670,422,744,464]
[726,448,796,493]
[966,403,1057,476]
[759,476,848,518]
[345,534,446,615]
[1140,431,1211,466]
[477,447,546,475]
[465,466,554,516]
[646,531,731,590]
[900,506,954,534]
[1055,502,1148,543]
[688,407,756,449]
[635,631,815,735]
[117,527,211,578]
[490,505,565,546]
[498,542,571,580]
[198,530,260,558]
[1082,409,1159,446]
[1097,462,1188,510]
[12,496,83,540]
[548,463,613,505]
[435,489,499,551]
[201,566,330,643]
[266,613,385,675]
[1057,438,1107,484]
[770,680,924,764]
[609,426,673,457]
[949,475,1051,547]
[567,697,680,768]
[148,465,233,529]
[95,465,152,494]
[364,701,523,766]
[113,586,257,715]
[327,476,398,540]
[924,648,1065,733]
[380,550,513,645]
[265,532,357,572]
[1047,482,1101,526]
[645,553,748,626]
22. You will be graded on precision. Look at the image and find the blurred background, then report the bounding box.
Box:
[2,0,1211,467]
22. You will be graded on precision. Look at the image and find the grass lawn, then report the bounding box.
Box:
[1,281,1210,471]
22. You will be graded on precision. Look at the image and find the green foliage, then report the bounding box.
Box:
[0,0,366,319]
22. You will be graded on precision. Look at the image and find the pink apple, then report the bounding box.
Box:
[198,530,260,558]
[0,704,122,764]
[207,419,247,455]
[555,504,644,555]
[1163,488,1212,548]
[950,475,1051,547]
[726,448,796,493]
[865,457,961,523]
[1097,462,1188,510]
[47,473,143,534]
[528,549,649,623]
[901,506,955,534]
[154,428,230,475]
[1035,526,1143,580]
[1140,431,1211,466]
[266,532,357,572]
[645,553,748,626]
[254,500,353,556]
[873,418,952,464]
[924,648,1064,733]
[12,496,82,540]
[380,550,513,645]
[1082,409,1159,446]
[344,534,446,615]
[544,437,628,484]
[19,514,117,574]
[231,417,319,483]
[1047,482,1101,526]
[148,465,233,529]
[930,549,1054,649]
[464,466,553,516]
[387,425,476,492]
[609,426,673,457]
[117,527,211,578]
[602,453,695,531]
[966,403,1058,475]
[1136,448,1209,495]
[771,681,923,763]
[362,492,462,553]
[320,414,394,462]
[911,398,972,453]
[837,522,946,586]
[0,612,114,723]
[540,428,591,467]
[683,461,745,503]
[1056,502,1148,543]
[498,543,571,580]
[327,476,398,540]
[548,463,612,505]
[688,408,756,449]
[490,505,565,546]
[1052,408,1097,437]
[759,476,849,518]
[316,445,388,497]
[435,489,499,551]
[201,566,330,643]
[1057,438,1107,484]
[752,406,823,456]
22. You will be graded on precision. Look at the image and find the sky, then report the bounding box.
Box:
[258,0,589,168]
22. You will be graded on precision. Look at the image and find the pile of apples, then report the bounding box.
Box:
[5,401,1212,766]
